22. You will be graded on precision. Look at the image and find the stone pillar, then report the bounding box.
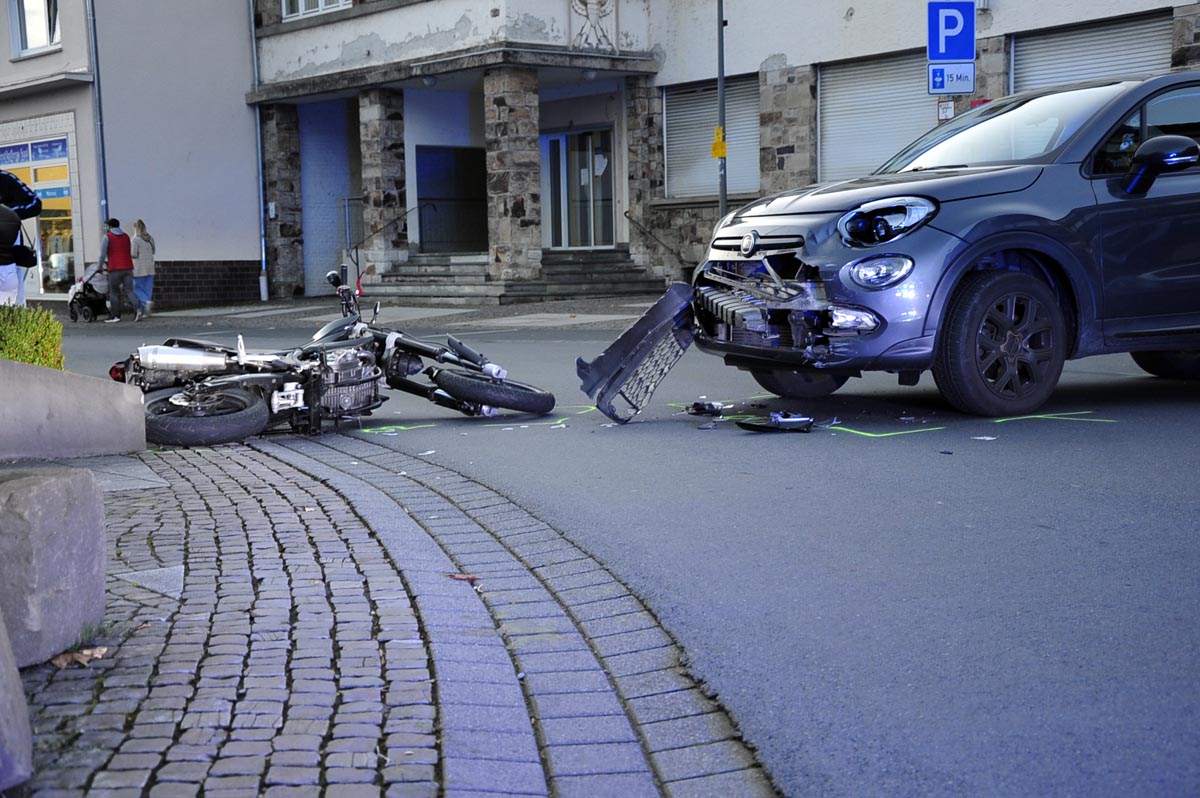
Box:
[961,33,1010,113]
[484,67,542,281]
[254,0,281,28]
[359,88,408,275]
[261,104,304,298]
[625,76,665,273]
[758,60,818,196]
[1173,4,1200,68]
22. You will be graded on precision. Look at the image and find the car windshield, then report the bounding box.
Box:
[877,82,1132,173]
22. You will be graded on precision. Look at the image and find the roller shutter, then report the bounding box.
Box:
[1012,13,1173,93]
[664,76,760,198]
[819,51,934,181]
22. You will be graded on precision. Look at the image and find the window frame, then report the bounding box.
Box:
[9,0,61,56]
[281,0,352,22]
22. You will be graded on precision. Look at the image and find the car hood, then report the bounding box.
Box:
[735,165,1043,217]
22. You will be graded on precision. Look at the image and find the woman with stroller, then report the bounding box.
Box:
[131,219,155,320]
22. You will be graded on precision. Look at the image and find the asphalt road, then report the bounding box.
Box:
[61,309,1200,798]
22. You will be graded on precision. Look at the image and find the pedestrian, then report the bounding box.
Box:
[130,218,156,320]
[97,217,136,323]
[0,169,42,306]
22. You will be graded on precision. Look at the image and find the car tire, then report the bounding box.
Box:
[932,270,1067,416]
[1130,350,1200,379]
[751,369,849,399]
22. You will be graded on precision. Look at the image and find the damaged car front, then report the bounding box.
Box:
[691,176,984,398]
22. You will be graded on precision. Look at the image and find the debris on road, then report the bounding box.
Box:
[735,411,815,433]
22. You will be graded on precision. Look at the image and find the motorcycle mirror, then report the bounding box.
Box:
[326,270,342,288]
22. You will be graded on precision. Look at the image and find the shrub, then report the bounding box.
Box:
[0,304,65,370]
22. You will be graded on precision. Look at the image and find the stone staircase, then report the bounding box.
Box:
[363,248,667,306]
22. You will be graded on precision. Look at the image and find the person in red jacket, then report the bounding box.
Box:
[97,217,137,322]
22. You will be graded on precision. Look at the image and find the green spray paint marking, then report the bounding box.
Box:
[483,417,572,428]
[826,425,946,438]
[992,410,1117,424]
[362,423,439,433]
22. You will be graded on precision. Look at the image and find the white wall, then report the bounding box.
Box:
[259,0,652,84]
[95,0,260,263]
[649,0,1184,86]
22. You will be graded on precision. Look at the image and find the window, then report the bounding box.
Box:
[1093,86,1200,175]
[282,0,351,21]
[12,0,59,53]
[664,76,760,198]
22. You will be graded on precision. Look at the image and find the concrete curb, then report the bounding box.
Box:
[0,359,145,459]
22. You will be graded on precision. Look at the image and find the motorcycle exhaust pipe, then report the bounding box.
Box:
[137,345,232,372]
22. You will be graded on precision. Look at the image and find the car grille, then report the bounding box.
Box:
[711,234,805,253]
[696,286,795,348]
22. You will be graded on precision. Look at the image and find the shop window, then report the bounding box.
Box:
[10,0,60,53]
[281,0,351,21]
[1,137,75,293]
[663,76,760,198]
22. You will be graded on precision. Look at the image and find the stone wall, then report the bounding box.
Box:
[759,62,818,196]
[1173,4,1200,67]
[358,88,408,276]
[262,104,305,298]
[625,76,666,275]
[483,67,542,281]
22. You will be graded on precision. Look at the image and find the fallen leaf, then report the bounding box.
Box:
[447,573,480,585]
[49,646,109,669]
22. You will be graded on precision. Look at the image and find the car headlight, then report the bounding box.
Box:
[837,196,937,247]
[847,254,915,289]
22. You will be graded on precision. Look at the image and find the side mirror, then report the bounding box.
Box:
[1121,134,1200,195]
[325,270,342,288]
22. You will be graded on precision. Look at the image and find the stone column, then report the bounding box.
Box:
[261,104,304,298]
[359,88,408,275]
[625,76,665,273]
[484,67,542,281]
[963,34,1010,113]
[1173,4,1200,68]
[758,60,818,197]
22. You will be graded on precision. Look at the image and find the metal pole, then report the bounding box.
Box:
[248,0,269,301]
[716,0,727,216]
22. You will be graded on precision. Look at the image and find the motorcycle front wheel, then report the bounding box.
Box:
[144,386,270,446]
[432,369,556,415]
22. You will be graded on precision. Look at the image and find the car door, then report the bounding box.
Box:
[1091,84,1200,338]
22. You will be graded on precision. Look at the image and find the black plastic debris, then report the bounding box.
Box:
[686,401,726,417]
[577,282,695,423]
[735,411,815,433]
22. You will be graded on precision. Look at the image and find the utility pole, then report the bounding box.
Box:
[716,0,728,216]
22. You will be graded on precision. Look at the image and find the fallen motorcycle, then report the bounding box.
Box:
[112,270,556,446]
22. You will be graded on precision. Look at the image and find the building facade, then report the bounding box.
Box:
[1,0,262,308]
[6,1,1200,307]
[251,0,1200,304]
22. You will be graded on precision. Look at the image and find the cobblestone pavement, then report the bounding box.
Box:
[7,436,777,798]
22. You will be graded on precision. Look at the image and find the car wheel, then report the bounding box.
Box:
[751,369,848,399]
[1131,350,1200,379]
[932,271,1066,416]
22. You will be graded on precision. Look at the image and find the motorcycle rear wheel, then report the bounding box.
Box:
[144,386,270,446]
[432,369,556,415]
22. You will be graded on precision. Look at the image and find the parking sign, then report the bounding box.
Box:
[927,1,975,62]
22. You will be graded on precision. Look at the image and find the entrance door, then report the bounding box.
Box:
[542,130,614,249]
[415,146,487,253]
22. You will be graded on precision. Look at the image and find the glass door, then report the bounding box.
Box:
[543,129,614,249]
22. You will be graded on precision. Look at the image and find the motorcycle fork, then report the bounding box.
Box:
[385,371,486,416]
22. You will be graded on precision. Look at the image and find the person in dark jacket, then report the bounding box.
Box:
[0,170,42,306]
[97,217,137,322]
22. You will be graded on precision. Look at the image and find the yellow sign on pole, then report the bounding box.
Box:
[712,125,726,159]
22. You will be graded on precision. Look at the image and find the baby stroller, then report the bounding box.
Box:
[67,263,110,323]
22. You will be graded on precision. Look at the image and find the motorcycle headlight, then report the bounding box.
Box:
[847,254,915,289]
[837,196,937,247]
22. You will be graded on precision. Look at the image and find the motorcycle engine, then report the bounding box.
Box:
[319,347,381,413]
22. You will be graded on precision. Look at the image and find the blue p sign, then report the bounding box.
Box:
[928,1,976,62]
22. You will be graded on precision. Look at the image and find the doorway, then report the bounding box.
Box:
[414,146,487,253]
[541,129,614,249]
